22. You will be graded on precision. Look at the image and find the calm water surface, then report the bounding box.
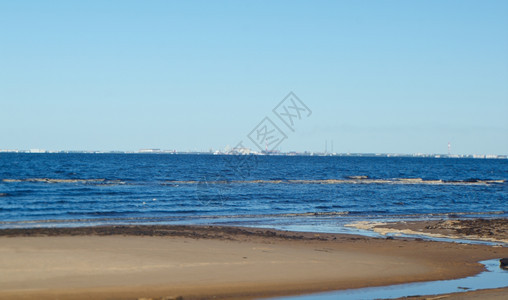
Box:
[0,154,506,229]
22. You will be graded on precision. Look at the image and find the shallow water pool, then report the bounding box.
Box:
[271,259,508,300]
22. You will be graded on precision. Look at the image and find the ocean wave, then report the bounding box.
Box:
[346,175,369,179]
[1,210,506,231]
[1,178,125,185]
[165,178,506,186]
[425,211,505,216]
[273,211,350,217]
[0,211,351,223]
[3,177,505,186]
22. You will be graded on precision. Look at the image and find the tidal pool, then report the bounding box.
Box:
[271,259,508,300]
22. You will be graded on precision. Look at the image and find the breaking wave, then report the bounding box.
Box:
[2,178,125,185]
[165,178,506,186]
[2,177,505,186]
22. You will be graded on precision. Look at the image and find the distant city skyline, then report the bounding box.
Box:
[1,1,507,155]
[1,145,506,158]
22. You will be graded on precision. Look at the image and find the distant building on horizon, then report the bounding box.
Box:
[138,149,161,153]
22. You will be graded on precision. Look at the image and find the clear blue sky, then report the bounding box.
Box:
[1,0,507,154]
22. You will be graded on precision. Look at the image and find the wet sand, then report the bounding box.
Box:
[347,218,508,244]
[347,218,508,299]
[437,287,508,299]
[392,287,508,300]
[0,225,507,300]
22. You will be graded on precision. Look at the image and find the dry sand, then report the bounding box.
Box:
[0,225,507,300]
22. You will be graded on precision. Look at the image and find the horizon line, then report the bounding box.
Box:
[0,149,507,158]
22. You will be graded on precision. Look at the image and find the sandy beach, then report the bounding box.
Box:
[0,225,507,300]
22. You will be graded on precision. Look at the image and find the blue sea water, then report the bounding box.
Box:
[0,153,507,230]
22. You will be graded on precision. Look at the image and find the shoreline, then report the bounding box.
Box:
[346,218,508,245]
[406,287,508,300]
[1,224,507,300]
